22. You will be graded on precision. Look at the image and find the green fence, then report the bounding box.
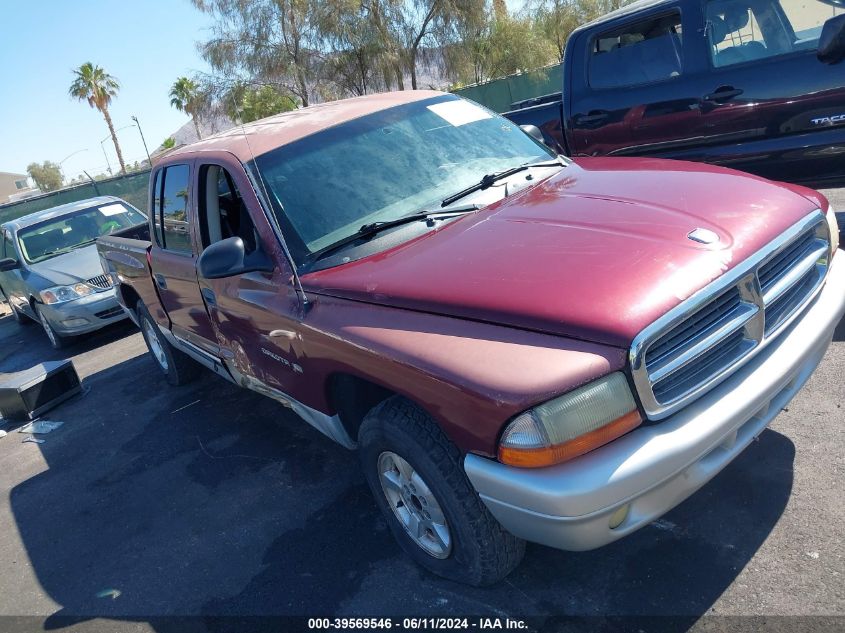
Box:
[451,64,563,113]
[0,169,151,224]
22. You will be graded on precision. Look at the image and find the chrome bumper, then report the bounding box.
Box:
[465,253,845,551]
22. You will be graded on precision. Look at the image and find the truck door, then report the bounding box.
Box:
[568,7,703,157]
[194,160,304,393]
[682,0,845,185]
[148,163,218,354]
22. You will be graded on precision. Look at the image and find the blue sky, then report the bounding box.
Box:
[0,1,212,181]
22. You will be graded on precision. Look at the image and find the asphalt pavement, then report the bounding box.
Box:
[0,196,842,632]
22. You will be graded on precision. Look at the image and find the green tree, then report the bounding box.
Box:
[448,3,556,84]
[530,0,629,61]
[69,62,126,173]
[193,0,322,106]
[26,161,63,192]
[315,0,388,95]
[169,76,204,140]
[383,0,485,90]
[162,137,176,150]
[225,84,298,123]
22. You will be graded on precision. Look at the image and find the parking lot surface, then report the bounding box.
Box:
[0,197,843,631]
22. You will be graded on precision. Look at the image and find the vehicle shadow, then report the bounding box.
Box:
[4,343,794,631]
[833,312,845,342]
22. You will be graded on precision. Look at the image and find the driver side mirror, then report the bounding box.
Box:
[818,14,845,65]
[0,258,19,272]
[520,124,547,146]
[197,237,274,279]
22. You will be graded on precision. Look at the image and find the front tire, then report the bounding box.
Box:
[137,302,200,386]
[35,305,67,350]
[359,396,525,586]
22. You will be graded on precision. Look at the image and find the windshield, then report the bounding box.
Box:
[253,95,555,263]
[18,201,147,263]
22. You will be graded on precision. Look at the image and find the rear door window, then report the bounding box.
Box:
[590,12,684,89]
[160,164,192,254]
[706,0,844,67]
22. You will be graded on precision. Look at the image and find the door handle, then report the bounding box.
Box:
[201,288,217,307]
[154,273,167,290]
[575,111,609,125]
[703,87,743,103]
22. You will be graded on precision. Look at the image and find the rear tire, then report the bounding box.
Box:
[137,302,200,386]
[359,396,525,586]
[35,305,68,350]
[9,301,32,325]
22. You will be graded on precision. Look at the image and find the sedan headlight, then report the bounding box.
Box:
[825,204,840,255]
[40,283,95,305]
[498,372,642,468]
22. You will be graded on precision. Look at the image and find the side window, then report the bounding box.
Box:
[198,165,259,254]
[706,0,843,67]
[161,164,192,254]
[3,231,18,263]
[782,0,844,49]
[151,169,163,247]
[590,13,683,89]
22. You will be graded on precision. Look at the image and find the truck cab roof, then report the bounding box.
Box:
[576,0,677,32]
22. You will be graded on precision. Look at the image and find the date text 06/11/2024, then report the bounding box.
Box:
[307,618,529,630]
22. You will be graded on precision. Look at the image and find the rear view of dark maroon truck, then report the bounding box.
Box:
[505,0,845,195]
[97,90,845,585]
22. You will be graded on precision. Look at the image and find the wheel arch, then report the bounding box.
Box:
[118,283,142,322]
[326,372,402,443]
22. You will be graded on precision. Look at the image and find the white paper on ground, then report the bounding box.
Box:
[17,420,64,434]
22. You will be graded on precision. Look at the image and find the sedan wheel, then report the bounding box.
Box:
[143,317,169,372]
[37,307,66,350]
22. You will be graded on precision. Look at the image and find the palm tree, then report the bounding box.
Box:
[69,62,126,174]
[169,77,203,141]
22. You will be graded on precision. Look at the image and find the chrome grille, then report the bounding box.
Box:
[631,211,831,419]
[86,274,113,290]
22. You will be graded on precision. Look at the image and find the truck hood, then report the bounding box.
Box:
[302,158,820,347]
[27,245,104,286]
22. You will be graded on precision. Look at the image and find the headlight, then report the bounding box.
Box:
[498,372,642,468]
[825,204,839,255]
[40,283,95,305]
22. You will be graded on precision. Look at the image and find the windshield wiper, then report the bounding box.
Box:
[309,204,479,264]
[440,157,565,208]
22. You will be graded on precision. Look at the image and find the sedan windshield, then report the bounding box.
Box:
[18,201,146,263]
[254,95,556,263]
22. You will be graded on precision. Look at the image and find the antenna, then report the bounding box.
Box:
[230,88,311,313]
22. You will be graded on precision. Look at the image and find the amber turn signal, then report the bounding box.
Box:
[497,372,642,468]
[498,410,642,468]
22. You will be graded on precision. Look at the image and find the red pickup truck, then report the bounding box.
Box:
[97,90,845,585]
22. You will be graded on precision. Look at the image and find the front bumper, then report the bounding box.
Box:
[465,252,845,551]
[40,287,128,335]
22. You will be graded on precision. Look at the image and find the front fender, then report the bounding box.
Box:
[295,294,627,456]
